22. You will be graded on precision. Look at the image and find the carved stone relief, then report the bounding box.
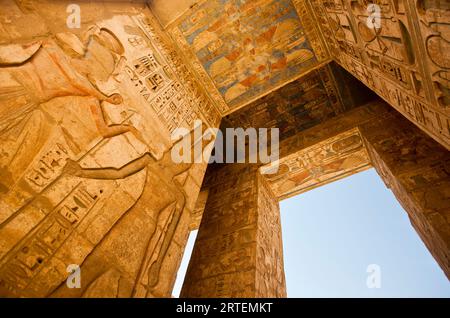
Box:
[360,106,450,278]
[414,1,450,108]
[0,2,218,298]
[309,0,450,149]
[0,0,449,298]
[181,164,286,297]
[262,128,371,200]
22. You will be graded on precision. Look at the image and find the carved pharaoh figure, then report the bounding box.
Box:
[0,27,147,199]
[0,23,178,296]
[0,27,132,132]
[61,137,193,297]
[0,17,197,297]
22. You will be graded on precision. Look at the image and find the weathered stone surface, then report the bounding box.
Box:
[309,0,450,149]
[360,109,450,279]
[0,0,218,298]
[0,0,448,298]
[181,164,286,298]
[264,128,372,200]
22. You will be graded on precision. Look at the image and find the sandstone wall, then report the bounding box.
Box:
[309,0,450,149]
[181,164,286,297]
[0,0,220,297]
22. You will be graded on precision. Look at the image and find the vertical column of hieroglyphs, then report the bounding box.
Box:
[255,172,287,297]
[308,0,449,149]
[181,164,286,297]
[411,1,449,116]
[181,164,260,297]
[359,108,450,278]
[0,1,220,297]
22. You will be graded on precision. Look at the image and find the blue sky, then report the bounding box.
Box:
[174,229,197,297]
[174,168,450,298]
[281,168,450,298]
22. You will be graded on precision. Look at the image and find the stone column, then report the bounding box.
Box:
[360,111,450,278]
[181,164,286,298]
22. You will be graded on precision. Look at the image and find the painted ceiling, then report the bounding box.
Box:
[167,0,328,114]
[222,63,376,141]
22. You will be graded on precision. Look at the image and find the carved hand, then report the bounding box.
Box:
[105,93,123,105]
[63,159,83,177]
